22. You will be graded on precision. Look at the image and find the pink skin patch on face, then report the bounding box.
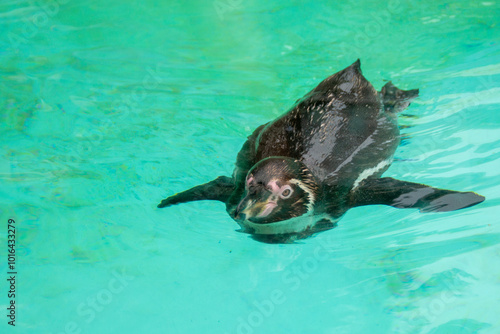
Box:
[243,179,291,219]
[257,201,277,218]
[246,177,254,187]
[255,180,291,218]
[267,180,281,194]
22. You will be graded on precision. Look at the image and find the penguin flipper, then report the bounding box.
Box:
[157,176,234,208]
[351,177,485,212]
[380,82,419,113]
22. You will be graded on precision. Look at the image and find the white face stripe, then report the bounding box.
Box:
[289,178,315,213]
[352,159,391,190]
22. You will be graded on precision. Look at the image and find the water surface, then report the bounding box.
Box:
[1,0,499,333]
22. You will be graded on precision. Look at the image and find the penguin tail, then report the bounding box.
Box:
[380,81,419,114]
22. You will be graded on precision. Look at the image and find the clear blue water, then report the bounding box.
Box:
[1,0,499,333]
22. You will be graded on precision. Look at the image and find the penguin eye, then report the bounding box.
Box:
[280,186,293,199]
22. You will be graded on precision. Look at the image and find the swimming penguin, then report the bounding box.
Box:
[157,60,485,243]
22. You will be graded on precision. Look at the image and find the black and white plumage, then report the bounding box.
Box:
[158,60,485,243]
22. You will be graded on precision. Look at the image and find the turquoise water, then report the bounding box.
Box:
[1,0,499,333]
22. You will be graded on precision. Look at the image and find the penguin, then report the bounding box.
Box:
[157,60,485,243]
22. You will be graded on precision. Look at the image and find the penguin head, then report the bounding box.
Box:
[233,157,319,224]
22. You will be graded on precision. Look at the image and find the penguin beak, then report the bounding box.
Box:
[234,195,251,221]
[234,192,278,222]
